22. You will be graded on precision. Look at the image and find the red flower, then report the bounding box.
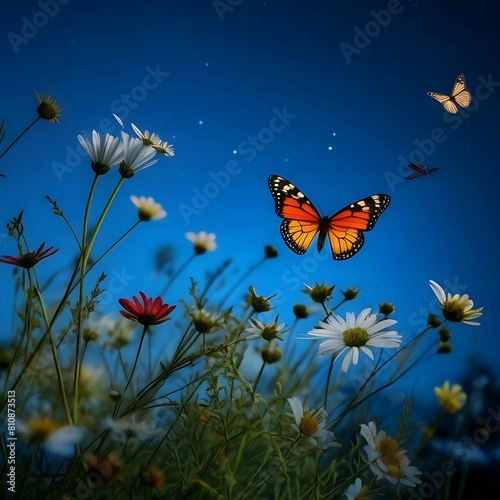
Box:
[118,292,176,326]
[0,243,58,269]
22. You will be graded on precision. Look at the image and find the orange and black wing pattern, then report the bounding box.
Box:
[326,194,390,260]
[268,175,390,260]
[268,175,322,255]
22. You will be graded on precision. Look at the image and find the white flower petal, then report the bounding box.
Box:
[341,348,354,372]
[113,113,124,127]
[360,346,374,360]
[317,339,346,355]
[366,317,397,334]
[344,477,363,500]
[351,347,359,365]
[287,397,303,426]
[46,426,85,456]
[429,280,446,304]
[357,308,375,329]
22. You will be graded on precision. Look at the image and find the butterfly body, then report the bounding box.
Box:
[427,73,471,114]
[405,163,439,180]
[269,175,390,260]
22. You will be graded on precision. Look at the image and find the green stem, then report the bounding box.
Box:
[252,360,266,393]
[114,325,149,418]
[1,180,128,413]
[200,258,232,301]
[242,435,301,500]
[0,116,40,160]
[323,355,336,409]
[34,285,73,425]
[159,253,196,297]
[219,256,266,307]
[334,325,434,425]
[66,221,141,298]
[72,174,99,424]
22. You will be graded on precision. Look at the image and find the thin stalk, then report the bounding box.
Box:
[72,173,99,424]
[252,360,266,393]
[113,325,149,418]
[219,255,266,307]
[159,253,196,297]
[0,117,40,160]
[33,284,73,425]
[323,355,336,409]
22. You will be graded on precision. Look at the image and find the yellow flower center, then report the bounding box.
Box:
[37,101,60,122]
[299,411,319,436]
[377,435,405,476]
[261,325,279,341]
[357,486,371,500]
[27,418,62,443]
[342,327,369,347]
[192,310,215,333]
[442,300,465,322]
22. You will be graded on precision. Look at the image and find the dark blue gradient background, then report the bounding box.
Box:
[1,0,499,490]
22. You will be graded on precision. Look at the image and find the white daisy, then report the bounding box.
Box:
[130,195,167,221]
[307,308,401,372]
[118,131,159,178]
[17,418,85,457]
[131,123,175,156]
[77,131,124,175]
[287,396,329,445]
[190,308,221,334]
[344,478,365,499]
[104,416,162,443]
[185,231,217,254]
[360,421,422,487]
[245,316,286,340]
[429,280,483,326]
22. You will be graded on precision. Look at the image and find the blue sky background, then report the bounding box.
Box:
[1,0,499,468]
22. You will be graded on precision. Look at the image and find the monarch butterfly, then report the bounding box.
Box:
[268,175,390,260]
[405,163,439,180]
[427,73,472,114]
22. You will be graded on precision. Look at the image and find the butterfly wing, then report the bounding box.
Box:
[405,172,422,180]
[428,74,471,114]
[268,175,322,254]
[406,163,428,179]
[450,73,471,109]
[427,91,458,114]
[327,194,391,260]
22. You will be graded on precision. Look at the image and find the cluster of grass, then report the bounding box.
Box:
[0,92,482,499]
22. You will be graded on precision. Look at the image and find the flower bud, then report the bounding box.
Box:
[378,302,395,316]
[342,287,360,301]
[264,245,278,258]
[437,342,452,354]
[293,304,308,319]
[438,327,452,342]
[261,342,281,363]
[428,314,441,328]
[303,282,334,303]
